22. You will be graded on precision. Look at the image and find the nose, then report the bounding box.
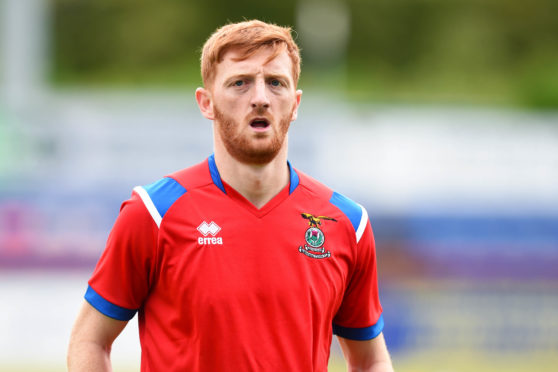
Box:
[250,79,270,109]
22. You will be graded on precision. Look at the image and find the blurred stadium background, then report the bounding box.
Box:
[1,0,557,371]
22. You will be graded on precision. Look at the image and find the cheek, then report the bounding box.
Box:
[215,101,244,124]
[274,95,291,109]
[217,98,235,111]
[215,91,244,107]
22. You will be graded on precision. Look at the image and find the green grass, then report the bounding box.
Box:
[9,352,556,372]
[393,351,558,372]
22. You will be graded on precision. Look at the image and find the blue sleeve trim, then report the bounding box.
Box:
[85,285,137,321]
[208,154,227,194]
[333,314,384,340]
[143,177,187,218]
[329,191,362,232]
[287,160,299,194]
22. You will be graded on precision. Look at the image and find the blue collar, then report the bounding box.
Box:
[208,154,299,195]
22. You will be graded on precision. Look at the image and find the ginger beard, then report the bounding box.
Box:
[213,105,294,165]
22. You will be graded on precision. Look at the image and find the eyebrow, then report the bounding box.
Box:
[224,73,292,87]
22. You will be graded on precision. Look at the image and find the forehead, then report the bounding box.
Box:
[214,48,294,83]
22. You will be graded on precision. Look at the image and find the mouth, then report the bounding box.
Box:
[249,118,270,130]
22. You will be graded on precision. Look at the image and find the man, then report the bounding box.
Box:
[67,20,393,372]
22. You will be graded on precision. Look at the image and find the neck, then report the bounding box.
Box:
[213,146,290,209]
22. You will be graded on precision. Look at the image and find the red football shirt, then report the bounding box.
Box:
[86,155,383,371]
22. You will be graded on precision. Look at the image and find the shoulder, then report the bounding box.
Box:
[296,169,369,243]
[133,159,212,227]
[328,190,369,243]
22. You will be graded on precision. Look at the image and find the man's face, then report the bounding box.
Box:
[206,47,302,165]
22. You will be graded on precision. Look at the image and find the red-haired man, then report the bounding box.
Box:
[68,20,393,372]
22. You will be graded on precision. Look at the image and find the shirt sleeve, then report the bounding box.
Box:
[85,191,159,321]
[332,220,384,340]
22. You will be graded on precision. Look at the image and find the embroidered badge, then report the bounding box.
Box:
[298,213,337,259]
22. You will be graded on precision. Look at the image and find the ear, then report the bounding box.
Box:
[195,87,215,120]
[290,89,303,121]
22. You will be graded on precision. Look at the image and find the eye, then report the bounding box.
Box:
[270,79,281,87]
[233,80,244,87]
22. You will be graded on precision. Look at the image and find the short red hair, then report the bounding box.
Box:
[201,20,301,88]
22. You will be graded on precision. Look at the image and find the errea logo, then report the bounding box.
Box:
[197,221,223,245]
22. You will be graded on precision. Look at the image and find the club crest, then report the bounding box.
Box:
[305,227,325,248]
[298,213,337,259]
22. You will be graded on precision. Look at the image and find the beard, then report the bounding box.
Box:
[214,105,292,165]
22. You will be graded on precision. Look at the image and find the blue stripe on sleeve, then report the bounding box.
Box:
[208,154,227,194]
[84,285,137,321]
[329,191,362,232]
[143,177,187,218]
[332,314,384,340]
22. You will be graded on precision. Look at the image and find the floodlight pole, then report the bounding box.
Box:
[0,0,49,110]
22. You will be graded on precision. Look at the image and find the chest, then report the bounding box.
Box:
[153,193,356,314]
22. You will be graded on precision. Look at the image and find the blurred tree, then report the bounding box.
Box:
[51,0,298,86]
[50,0,558,108]
[345,0,558,107]
[52,0,207,85]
